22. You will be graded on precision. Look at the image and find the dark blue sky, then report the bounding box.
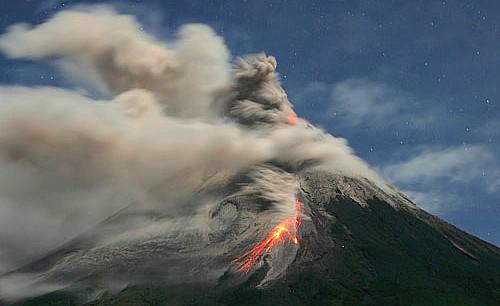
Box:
[1,0,499,246]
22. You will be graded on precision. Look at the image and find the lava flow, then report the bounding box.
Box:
[232,198,303,274]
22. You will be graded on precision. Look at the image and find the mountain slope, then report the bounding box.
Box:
[12,172,500,306]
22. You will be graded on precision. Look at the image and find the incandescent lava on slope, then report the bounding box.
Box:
[231,199,303,273]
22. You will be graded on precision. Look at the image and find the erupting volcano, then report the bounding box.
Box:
[232,198,303,273]
[0,6,499,305]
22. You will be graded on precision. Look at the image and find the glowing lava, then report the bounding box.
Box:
[232,198,303,274]
[287,113,299,125]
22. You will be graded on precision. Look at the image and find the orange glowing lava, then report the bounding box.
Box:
[287,113,299,125]
[232,199,303,273]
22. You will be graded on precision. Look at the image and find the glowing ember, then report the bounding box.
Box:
[232,199,303,273]
[287,113,299,125]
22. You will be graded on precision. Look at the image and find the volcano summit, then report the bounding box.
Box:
[0,6,498,306]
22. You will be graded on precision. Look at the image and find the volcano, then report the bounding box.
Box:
[3,171,499,306]
[0,13,498,304]
[0,54,499,306]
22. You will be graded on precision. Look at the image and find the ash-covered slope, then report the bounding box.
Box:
[10,171,500,306]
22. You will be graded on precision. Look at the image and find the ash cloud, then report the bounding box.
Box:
[0,6,231,119]
[0,6,388,299]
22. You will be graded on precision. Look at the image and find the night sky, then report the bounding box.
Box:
[1,0,498,246]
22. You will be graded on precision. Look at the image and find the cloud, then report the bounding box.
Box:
[381,145,500,213]
[0,6,389,284]
[0,86,278,273]
[382,145,495,184]
[402,190,462,214]
[0,6,232,119]
[329,78,403,125]
[294,78,442,130]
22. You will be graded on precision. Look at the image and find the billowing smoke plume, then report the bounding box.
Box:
[0,5,389,299]
[0,6,231,119]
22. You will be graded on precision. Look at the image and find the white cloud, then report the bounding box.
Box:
[329,78,403,125]
[402,190,462,214]
[382,145,495,184]
[381,145,500,214]
[294,78,441,129]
